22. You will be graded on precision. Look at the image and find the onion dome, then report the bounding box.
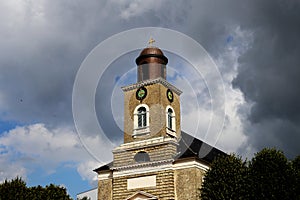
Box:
[136,39,168,82]
[135,47,168,65]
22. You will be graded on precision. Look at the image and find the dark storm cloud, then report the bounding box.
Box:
[170,0,300,157]
[230,0,300,158]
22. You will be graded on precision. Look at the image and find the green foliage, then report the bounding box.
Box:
[293,155,300,199]
[201,154,250,200]
[249,148,296,200]
[0,177,27,200]
[0,177,72,200]
[201,148,299,200]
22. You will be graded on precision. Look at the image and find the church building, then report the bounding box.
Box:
[94,41,224,200]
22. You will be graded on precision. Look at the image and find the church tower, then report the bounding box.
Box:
[122,44,181,143]
[94,40,225,200]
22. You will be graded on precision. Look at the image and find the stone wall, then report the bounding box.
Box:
[113,170,175,200]
[123,82,181,143]
[174,167,205,200]
[98,178,112,200]
[113,141,177,168]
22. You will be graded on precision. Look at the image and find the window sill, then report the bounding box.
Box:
[133,127,150,138]
[166,127,176,138]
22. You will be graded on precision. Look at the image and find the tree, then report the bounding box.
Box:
[292,155,300,199]
[201,148,299,200]
[0,177,72,200]
[249,148,297,200]
[0,177,27,200]
[201,154,250,200]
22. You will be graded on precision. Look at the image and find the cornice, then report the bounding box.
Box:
[121,77,182,95]
[113,137,178,153]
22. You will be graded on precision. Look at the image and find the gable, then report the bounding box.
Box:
[126,191,158,200]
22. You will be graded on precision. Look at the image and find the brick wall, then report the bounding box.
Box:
[98,179,112,200]
[123,83,181,143]
[174,167,205,200]
[113,142,177,168]
[113,170,175,200]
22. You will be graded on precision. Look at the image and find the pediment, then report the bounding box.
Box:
[126,191,158,200]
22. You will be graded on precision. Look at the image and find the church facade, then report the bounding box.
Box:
[94,44,224,200]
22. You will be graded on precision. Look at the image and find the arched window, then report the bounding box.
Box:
[167,108,173,129]
[134,151,150,163]
[166,106,176,137]
[137,107,147,128]
[133,104,150,137]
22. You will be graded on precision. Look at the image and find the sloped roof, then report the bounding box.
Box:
[94,131,225,173]
[176,131,226,163]
[93,161,113,172]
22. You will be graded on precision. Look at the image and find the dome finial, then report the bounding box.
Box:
[148,37,155,47]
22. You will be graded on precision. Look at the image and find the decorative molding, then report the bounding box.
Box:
[113,137,178,152]
[112,161,174,178]
[121,77,182,95]
[111,159,209,178]
[98,171,112,180]
[112,159,174,171]
[133,127,150,138]
[173,160,210,171]
[125,191,158,200]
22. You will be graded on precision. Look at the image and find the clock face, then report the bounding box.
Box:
[136,87,147,100]
[167,89,173,102]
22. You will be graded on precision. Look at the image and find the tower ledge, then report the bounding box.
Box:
[121,77,182,95]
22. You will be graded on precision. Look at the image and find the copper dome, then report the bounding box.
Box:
[135,47,168,65]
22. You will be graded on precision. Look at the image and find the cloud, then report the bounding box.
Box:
[0,154,27,183]
[1,0,300,188]
[231,0,300,158]
[77,160,99,186]
[0,123,110,182]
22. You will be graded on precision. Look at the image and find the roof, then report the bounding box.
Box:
[94,131,225,173]
[135,47,168,65]
[176,131,226,163]
[93,161,113,172]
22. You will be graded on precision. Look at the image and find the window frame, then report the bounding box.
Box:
[165,106,176,137]
[133,104,150,137]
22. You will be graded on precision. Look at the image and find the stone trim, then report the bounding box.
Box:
[98,171,112,180]
[173,159,210,171]
[112,159,209,178]
[112,159,174,171]
[121,77,182,95]
[125,191,158,200]
[113,162,174,178]
[113,137,178,153]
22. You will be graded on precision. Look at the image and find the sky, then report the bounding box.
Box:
[1,0,300,198]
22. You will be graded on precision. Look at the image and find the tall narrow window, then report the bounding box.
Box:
[137,107,147,128]
[133,104,150,137]
[165,106,176,137]
[167,108,173,129]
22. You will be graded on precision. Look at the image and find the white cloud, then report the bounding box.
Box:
[77,160,99,186]
[0,123,108,183]
[0,155,27,183]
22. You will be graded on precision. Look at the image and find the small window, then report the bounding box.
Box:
[134,151,150,163]
[166,106,175,131]
[133,104,150,137]
[137,107,147,128]
[167,108,173,129]
[166,106,176,137]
